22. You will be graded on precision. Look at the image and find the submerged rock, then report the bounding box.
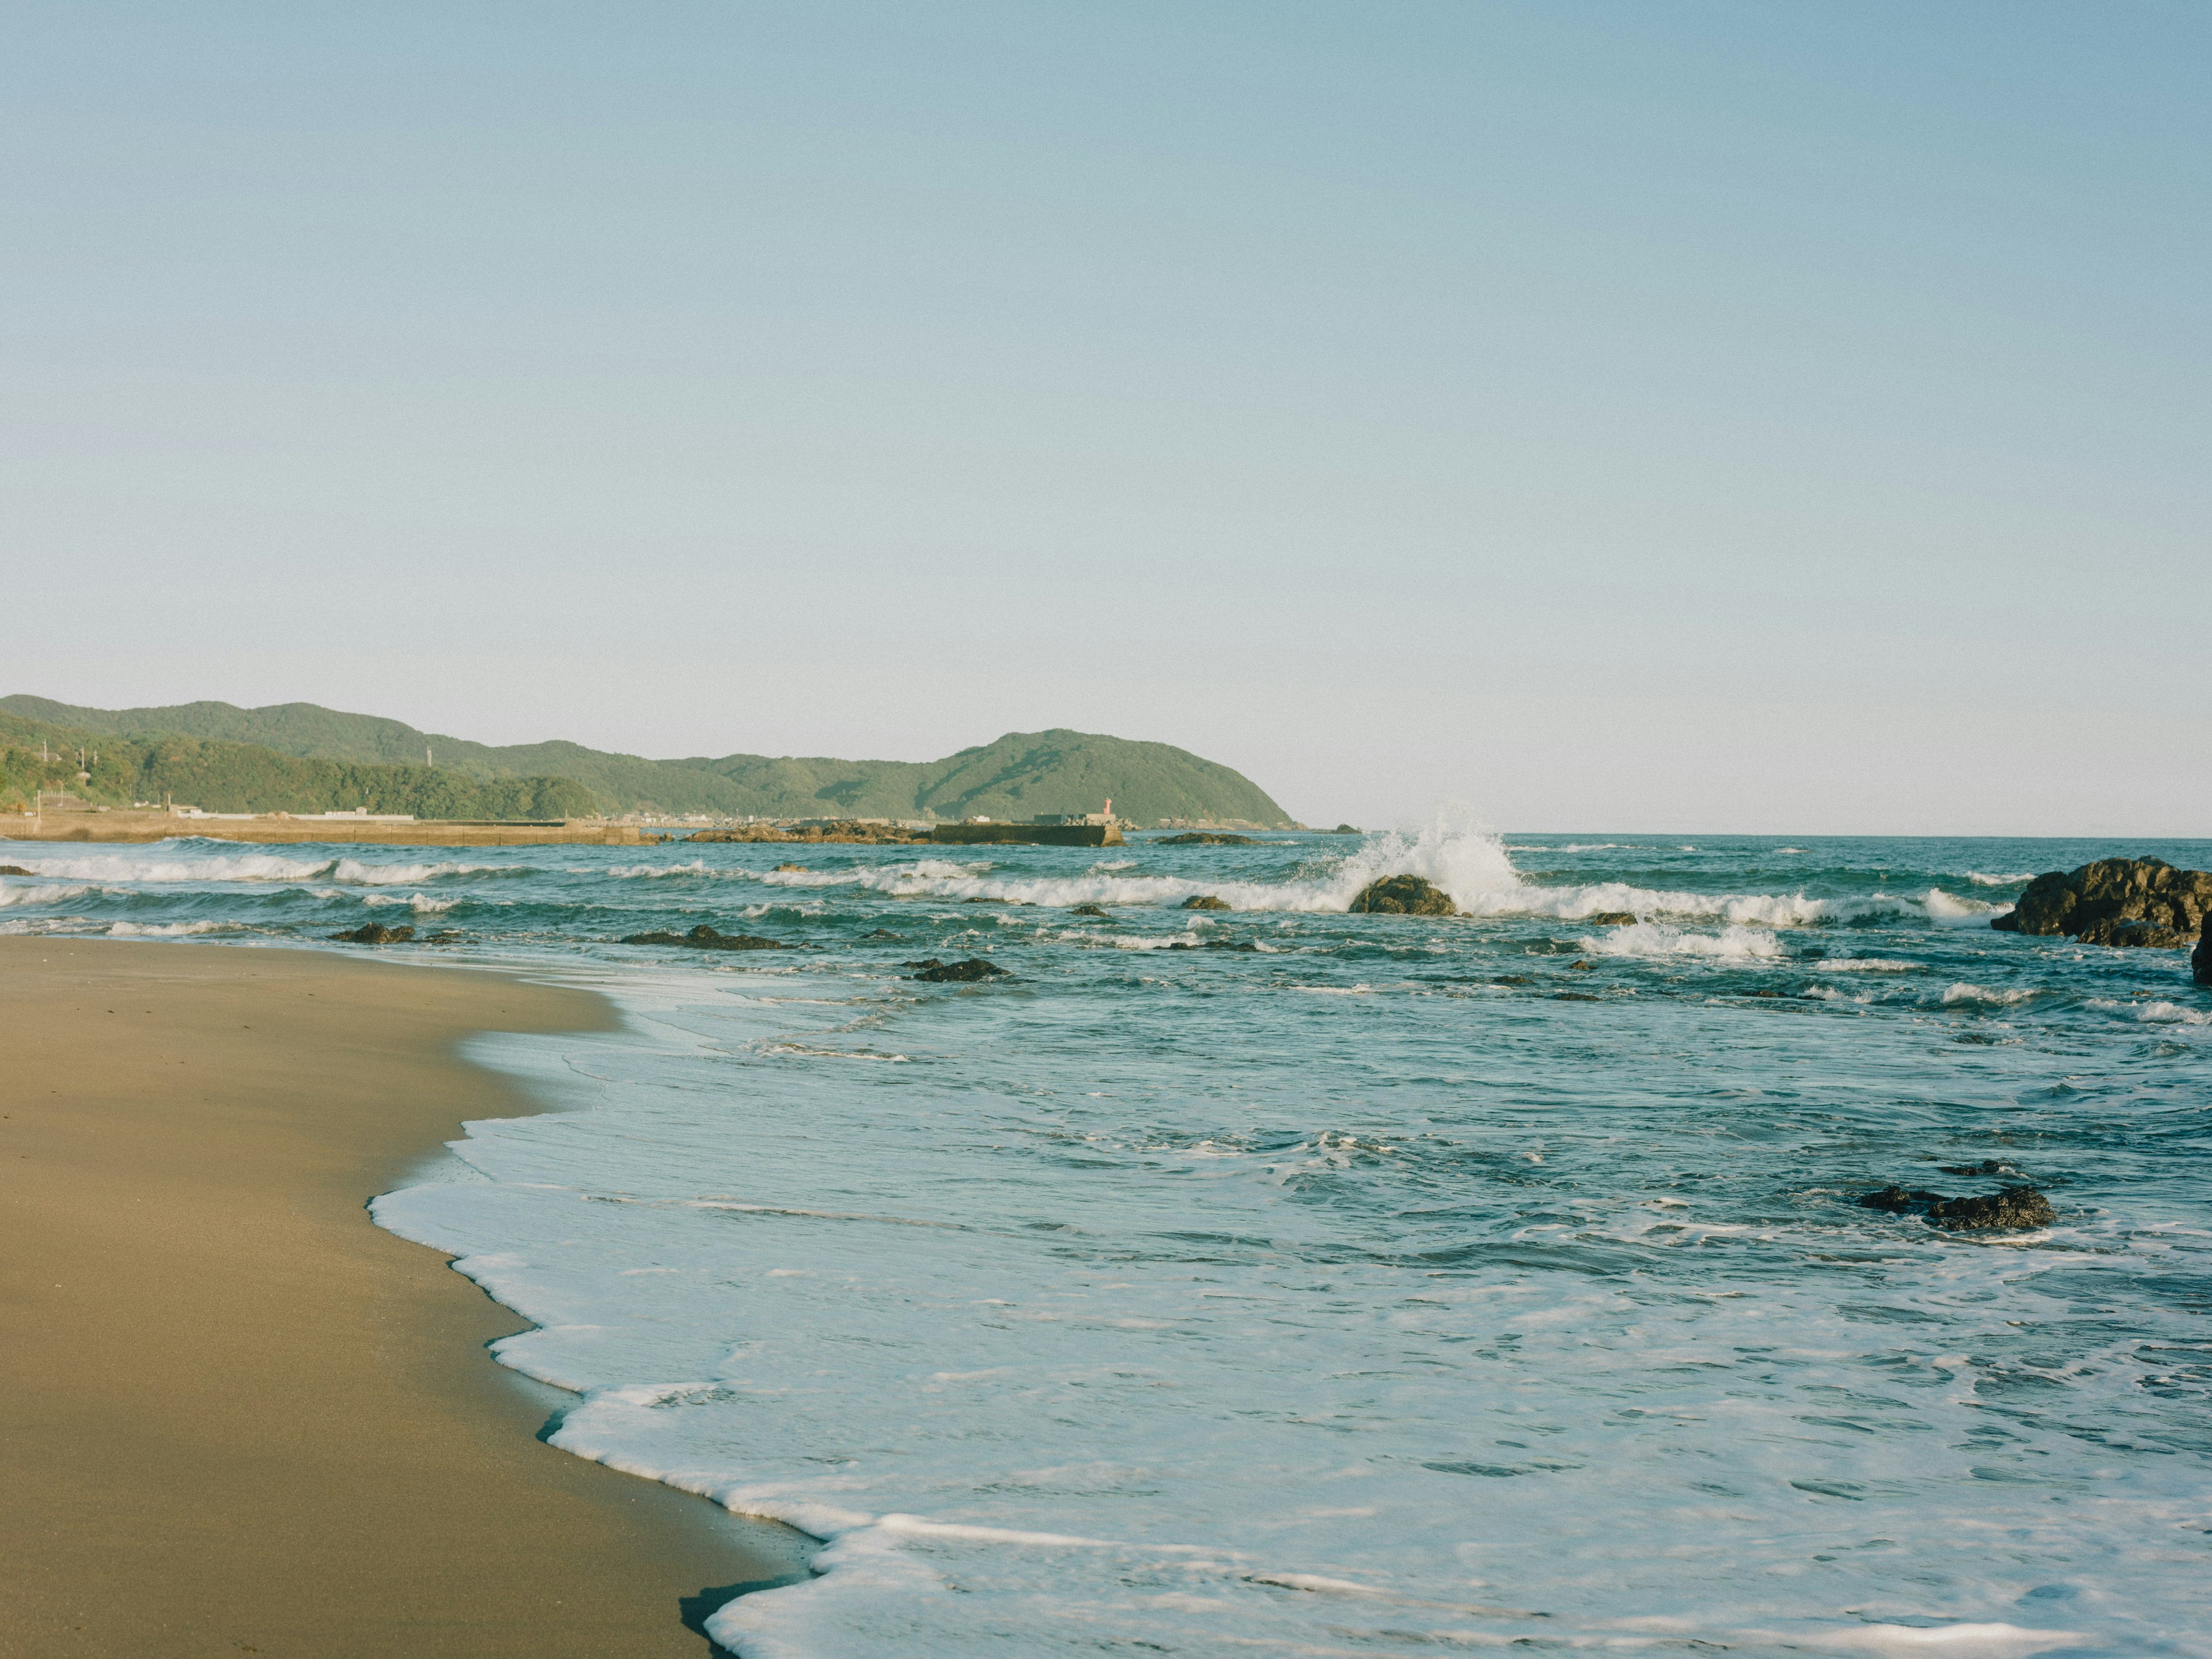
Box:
[910,957,1010,983]
[863,929,904,940]
[1348,876,1457,916]
[622,924,781,950]
[329,923,415,944]
[772,862,808,873]
[1939,1158,2021,1176]
[2196,916,2212,986]
[1991,857,2212,947]
[1069,903,1111,918]
[1857,1184,2055,1230]
[1157,832,1257,846]
[1586,911,1637,926]
[1181,895,1232,911]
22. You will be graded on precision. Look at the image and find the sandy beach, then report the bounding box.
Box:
[0,937,800,1658]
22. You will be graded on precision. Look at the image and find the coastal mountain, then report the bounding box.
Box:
[0,698,1291,825]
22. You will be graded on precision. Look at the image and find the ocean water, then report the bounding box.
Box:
[5,824,2210,1658]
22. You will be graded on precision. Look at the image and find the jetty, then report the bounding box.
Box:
[2,808,642,847]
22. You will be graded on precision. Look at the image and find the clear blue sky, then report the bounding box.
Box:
[5,2,2206,833]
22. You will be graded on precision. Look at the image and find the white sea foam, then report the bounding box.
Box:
[0,882,99,907]
[0,850,499,886]
[1941,983,2040,1007]
[1812,957,1922,972]
[1582,922,1786,960]
[1965,871,2036,887]
[361,892,460,914]
[2086,997,2212,1027]
[105,919,247,937]
[0,851,334,883]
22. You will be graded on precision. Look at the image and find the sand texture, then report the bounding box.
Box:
[0,937,798,1658]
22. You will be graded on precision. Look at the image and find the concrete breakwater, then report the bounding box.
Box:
[929,823,1122,847]
[3,812,643,847]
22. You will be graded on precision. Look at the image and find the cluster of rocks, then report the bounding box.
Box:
[1157,832,1256,846]
[1993,857,2212,950]
[329,922,415,945]
[1181,894,1232,911]
[905,957,1010,982]
[1069,903,1110,918]
[1348,876,1457,916]
[1857,1183,2055,1231]
[620,924,781,950]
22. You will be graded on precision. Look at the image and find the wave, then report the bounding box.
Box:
[2086,997,2212,1028]
[1,850,505,887]
[1580,922,1786,960]
[1940,982,2040,1007]
[361,892,461,914]
[0,882,101,908]
[1965,871,2036,888]
[106,919,249,937]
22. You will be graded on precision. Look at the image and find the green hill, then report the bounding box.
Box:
[0,698,1292,825]
[0,711,596,819]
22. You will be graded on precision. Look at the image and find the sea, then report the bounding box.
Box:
[5,823,2209,1659]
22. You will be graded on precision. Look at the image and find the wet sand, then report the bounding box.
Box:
[0,937,801,1658]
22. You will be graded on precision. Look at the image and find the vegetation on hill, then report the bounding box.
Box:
[1,698,1291,824]
[0,713,595,819]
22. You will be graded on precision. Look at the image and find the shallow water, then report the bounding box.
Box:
[6,825,2209,1657]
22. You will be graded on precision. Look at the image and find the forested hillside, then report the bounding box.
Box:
[2,698,1291,824]
[0,713,595,819]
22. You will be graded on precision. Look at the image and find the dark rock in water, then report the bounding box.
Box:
[0,865,32,876]
[622,924,781,950]
[1991,857,2212,947]
[1203,938,1261,952]
[772,862,808,873]
[1857,1184,2054,1230]
[1939,1158,2020,1176]
[863,929,903,940]
[2196,916,2212,986]
[912,957,1010,982]
[1492,974,1533,986]
[1181,895,1232,911]
[1555,991,1600,1002]
[1069,903,1111,918]
[1586,911,1637,926]
[427,930,464,944]
[330,923,415,944]
[1744,988,1785,998]
[1348,876,1457,916]
[1158,832,1257,846]
[1568,960,1598,971]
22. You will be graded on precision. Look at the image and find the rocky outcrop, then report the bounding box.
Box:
[1586,911,1637,926]
[622,924,781,950]
[1991,857,2212,947]
[1348,876,1457,916]
[1857,1184,2054,1230]
[330,923,415,944]
[0,864,31,876]
[907,957,1010,982]
[1069,903,1110,918]
[1181,895,1232,911]
[1157,832,1256,846]
[2196,916,2212,986]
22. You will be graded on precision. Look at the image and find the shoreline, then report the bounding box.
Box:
[0,936,805,1658]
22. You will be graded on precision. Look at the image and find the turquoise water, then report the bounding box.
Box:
[5,826,2209,1657]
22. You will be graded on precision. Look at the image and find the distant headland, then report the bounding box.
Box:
[0,696,1292,830]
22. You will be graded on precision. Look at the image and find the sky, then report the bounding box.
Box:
[3,2,2206,835]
